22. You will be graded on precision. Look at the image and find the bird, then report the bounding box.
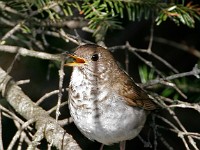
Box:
[65,44,156,150]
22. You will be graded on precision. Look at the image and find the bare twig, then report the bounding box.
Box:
[16,80,30,86]
[0,67,81,150]
[147,17,154,52]
[0,45,61,61]
[153,36,200,58]
[55,57,65,122]
[109,42,178,76]
[7,119,35,150]
[18,131,32,150]
[43,30,93,46]
[157,125,200,140]
[159,80,187,99]
[0,110,4,150]
[0,22,23,43]
[146,23,179,73]
[161,103,198,150]
[157,132,173,150]
[58,117,74,126]
[36,90,63,105]
[0,17,16,26]
[138,135,152,148]
[48,101,68,114]
[155,114,190,150]
[149,52,179,73]
[169,103,200,113]
[6,52,20,75]
[131,49,164,77]
[0,105,32,130]
[143,64,200,87]
[152,114,158,150]
[125,49,129,73]
[59,29,84,45]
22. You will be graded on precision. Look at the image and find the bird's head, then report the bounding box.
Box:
[65,44,117,76]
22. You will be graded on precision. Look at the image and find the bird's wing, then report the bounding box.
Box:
[121,82,156,110]
[113,72,157,110]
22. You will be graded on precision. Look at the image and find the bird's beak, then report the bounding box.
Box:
[65,54,87,67]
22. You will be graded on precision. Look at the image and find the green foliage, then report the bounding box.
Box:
[80,0,200,37]
[82,0,123,38]
[156,2,200,28]
[139,65,155,84]
[21,24,31,34]
[2,0,200,40]
[138,65,181,99]
[81,0,156,37]
[139,65,200,102]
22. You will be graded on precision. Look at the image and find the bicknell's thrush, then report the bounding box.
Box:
[65,44,156,150]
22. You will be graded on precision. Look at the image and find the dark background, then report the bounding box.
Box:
[0,1,200,150]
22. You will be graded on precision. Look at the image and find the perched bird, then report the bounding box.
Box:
[65,44,156,150]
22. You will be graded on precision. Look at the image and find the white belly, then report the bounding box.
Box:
[69,67,147,144]
[69,92,147,145]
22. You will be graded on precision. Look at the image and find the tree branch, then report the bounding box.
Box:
[143,64,200,87]
[0,45,61,61]
[0,67,81,150]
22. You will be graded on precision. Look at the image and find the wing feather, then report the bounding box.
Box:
[112,70,157,110]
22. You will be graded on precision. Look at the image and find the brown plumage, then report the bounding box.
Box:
[112,69,156,110]
[70,44,156,110]
[66,44,156,150]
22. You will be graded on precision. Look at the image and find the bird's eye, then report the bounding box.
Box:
[91,54,99,61]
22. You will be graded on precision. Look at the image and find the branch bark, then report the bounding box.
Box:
[0,67,81,150]
[0,45,61,61]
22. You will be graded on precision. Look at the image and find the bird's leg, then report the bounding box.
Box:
[120,141,126,150]
[100,144,104,150]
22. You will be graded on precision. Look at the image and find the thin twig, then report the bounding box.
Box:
[6,52,20,75]
[58,117,74,126]
[143,64,200,87]
[155,114,190,150]
[159,80,187,99]
[0,105,32,131]
[169,103,200,113]
[7,119,35,150]
[153,36,200,58]
[157,132,173,150]
[59,29,83,45]
[0,68,81,150]
[48,101,68,114]
[109,42,179,74]
[157,125,200,140]
[36,90,63,105]
[149,52,179,73]
[18,131,32,150]
[56,58,65,121]
[16,80,30,86]
[0,110,4,150]
[0,45,61,61]
[125,49,129,73]
[147,16,154,52]
[0,1,25,17]
[165,105,198,149]
[0,22,23,43]
[152,114,158,150]
[48,57,65,149]
[128,46,164,77]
